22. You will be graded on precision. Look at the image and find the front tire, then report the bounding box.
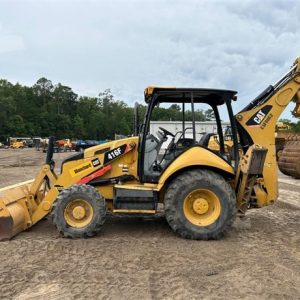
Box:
[164,169,236,240]
[51,184,106,238]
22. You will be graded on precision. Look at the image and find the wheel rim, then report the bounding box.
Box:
[64,199,94,228]
[183,189,221,226]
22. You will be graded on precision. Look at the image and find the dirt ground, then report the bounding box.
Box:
[0,148,299,300]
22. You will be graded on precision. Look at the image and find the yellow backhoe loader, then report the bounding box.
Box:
[10,140,24,149]
[1,58,300,241]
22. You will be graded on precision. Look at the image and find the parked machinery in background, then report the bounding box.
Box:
[275,122,290,161]
[74,140,107,152]
[55,139,73,152]
[9,139,24,149]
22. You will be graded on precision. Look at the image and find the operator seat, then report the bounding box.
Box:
[143,131,165,176]
[198,133,215,147]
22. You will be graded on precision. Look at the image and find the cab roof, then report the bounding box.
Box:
[144,86,237,106]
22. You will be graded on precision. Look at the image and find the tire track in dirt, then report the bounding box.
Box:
[0,150,299,299]
[1,201,299,300]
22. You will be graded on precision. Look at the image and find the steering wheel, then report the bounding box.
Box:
[158,127,175,137]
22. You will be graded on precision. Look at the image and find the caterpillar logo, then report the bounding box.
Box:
[70,162,93,177]
[92,158,101,167]
[246,105,272,127]
[253,110,266,124]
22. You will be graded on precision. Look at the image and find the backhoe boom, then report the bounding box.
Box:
[236,57,300,206]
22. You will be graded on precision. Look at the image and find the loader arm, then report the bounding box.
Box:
[235,57,300,206]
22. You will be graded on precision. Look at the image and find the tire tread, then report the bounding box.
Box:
[164,169,236,240]
[51,184,106,238]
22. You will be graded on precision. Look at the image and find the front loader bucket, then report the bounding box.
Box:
[0,180,34,241]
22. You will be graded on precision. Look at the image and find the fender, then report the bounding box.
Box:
[157,146,234,190]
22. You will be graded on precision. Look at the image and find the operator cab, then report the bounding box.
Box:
[138,87,239,183]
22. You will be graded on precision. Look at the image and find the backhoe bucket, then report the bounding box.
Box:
[0,180,34,241]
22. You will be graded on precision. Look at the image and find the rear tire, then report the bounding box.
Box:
[164,169,236,240]
[51,184,106,238]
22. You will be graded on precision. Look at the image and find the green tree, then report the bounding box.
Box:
[0,77,231,142]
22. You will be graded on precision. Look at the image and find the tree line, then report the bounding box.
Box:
[0,78,214,142]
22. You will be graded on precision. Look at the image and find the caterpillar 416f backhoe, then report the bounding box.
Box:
[1,58,300,241]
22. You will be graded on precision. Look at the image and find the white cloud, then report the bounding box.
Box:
[0,24,25,53]
[0,0,300,119]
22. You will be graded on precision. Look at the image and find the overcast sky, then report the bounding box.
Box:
[1,0,300,119]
